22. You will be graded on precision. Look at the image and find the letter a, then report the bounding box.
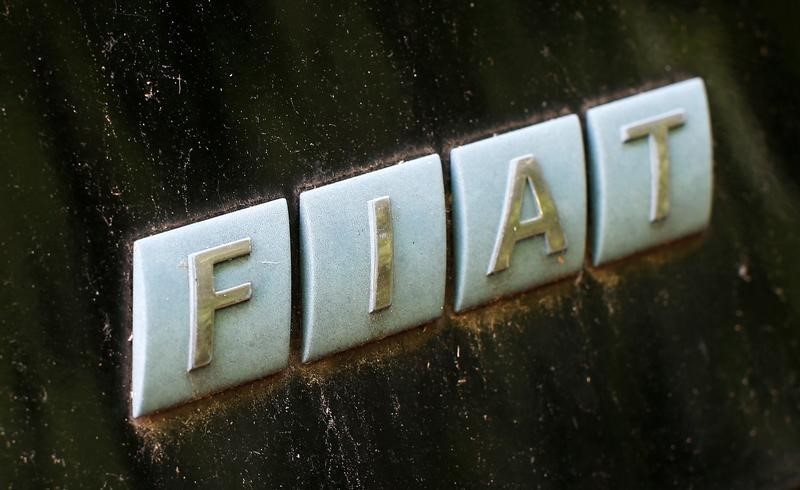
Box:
[487,155,566,275]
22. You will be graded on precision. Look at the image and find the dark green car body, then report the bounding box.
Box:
[2,0,800,487]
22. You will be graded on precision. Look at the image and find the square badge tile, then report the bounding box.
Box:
[450,114,587,313]
[585,78,713,265]
[131,199,291,417]
[299,154,446,362]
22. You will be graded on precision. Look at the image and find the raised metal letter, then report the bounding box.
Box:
[620,109,686,222]
[188,238,252,371]
[368,196,393,312]
[488,155,566,275]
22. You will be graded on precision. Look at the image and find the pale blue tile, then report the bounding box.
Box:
[131,199,291,417]
[450,115,587,313]
[585,78,713,265]
[300,155,446,362]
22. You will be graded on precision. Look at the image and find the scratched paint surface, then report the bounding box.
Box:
[2,0,800,487]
